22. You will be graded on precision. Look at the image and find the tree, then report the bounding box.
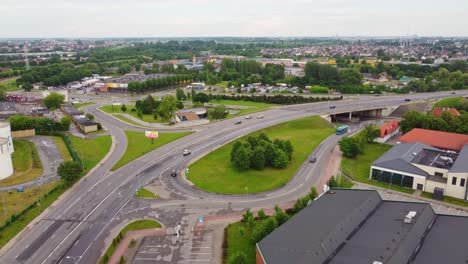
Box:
[158,95,178,121]
[0,89,5,101]
[121,104,127,112]
[252,217,278,243]
[338,136,362,158]
[293,196,310,213]
[340,68,363,85]
[229,252,248,264]
[58,161,83,184]
[250,147,266,170]
[43,92,65,110]
[274,205,289,226]
[60,116,71,131]
[272,148,289,169]
[85,113,94,121]
[242,209,254,227]
[193,92,209,104]
[257,209,267,220]
[309,186,318,200]
[231,143,252,170]
[328,176,338,188]
[176,88,186,100]
[362,124,380,143]
[118,64,132,75]
[209,104,228,120]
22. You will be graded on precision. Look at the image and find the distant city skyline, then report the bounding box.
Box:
[1,0,467,38]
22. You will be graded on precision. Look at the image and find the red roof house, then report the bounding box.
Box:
[397,128,468,151]
[380,120,399,138]
[431,107,461,118]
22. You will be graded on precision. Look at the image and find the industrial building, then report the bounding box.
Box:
[0,121,14,180]
[256,189,468,264]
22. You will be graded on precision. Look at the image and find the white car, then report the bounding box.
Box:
[245,115,252,119]
[257,114,264,119]
[183,149,191,156]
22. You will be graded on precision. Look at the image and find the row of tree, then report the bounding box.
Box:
[8,115,71,134]
[231,134,293,170]
[202,93,341,105]
[400,110,468,135]
[134,95,183,121]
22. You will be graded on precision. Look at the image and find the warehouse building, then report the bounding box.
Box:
[256,189,468,264]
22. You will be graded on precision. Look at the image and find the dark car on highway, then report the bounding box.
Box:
[329,105,336,109]
[405,98,411,102]
[171,170,177,177]
[309,157,317,163]
[234,121,242,125]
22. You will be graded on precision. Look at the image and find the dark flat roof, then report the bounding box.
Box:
[258,189,468,264]
[413,215,468,264]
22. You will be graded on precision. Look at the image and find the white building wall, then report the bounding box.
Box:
[446,173,468,200]
[0,122,14,180]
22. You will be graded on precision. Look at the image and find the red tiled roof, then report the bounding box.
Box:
[397,128,468,151]
[431,107,460,117]
[176,112,199,121]
[380,120,399,138]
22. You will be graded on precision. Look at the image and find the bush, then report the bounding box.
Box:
[229,252,248,264]
[209,104,228,120]
[338,136,362,158]
[57,160,83,184]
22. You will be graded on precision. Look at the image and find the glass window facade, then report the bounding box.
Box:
[371,168,414,189]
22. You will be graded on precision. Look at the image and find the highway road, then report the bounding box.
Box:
[1,90,468,264]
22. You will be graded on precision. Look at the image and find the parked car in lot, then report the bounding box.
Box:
[171,169,177,177]
[245,115,252,119]
[234,120,242,125]
[309,156,317,163]
[183,149,191,156]
[257,114,264,119]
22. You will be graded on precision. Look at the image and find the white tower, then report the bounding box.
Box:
[0,122,14,180]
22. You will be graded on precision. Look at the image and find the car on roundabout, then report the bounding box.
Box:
[171,169,177,177]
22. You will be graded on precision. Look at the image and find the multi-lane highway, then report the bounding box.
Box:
[1,91,467,264]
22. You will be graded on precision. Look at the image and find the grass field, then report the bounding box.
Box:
[341,143,414,194]
[0,181,63,249]
[215,81,229,88]
[188,116,335,194]
[50,136,73,161]
[112,131,191,171]
[0,78,20,91]
[68,135,112,175]
[73,102,96,109]
[226,220,265,264]
[134,187,159,198]
[112,114,146,127]
[99,219,161,264]
[421,192,468,208]
[100,105,164,123]
[0,140,43,187]
[434,96,465,109]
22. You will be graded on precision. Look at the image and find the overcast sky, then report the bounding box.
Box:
[1,0,467,38]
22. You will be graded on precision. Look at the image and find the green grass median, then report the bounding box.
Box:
[111,131,192,171]
[188,116,335,194]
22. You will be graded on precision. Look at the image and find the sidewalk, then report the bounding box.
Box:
[108,228,166,264]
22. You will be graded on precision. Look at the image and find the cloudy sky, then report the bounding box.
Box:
[1,0,467,38]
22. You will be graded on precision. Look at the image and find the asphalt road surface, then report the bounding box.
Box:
[1,91,467,264]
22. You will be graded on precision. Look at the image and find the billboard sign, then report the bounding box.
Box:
[145,131,159,139]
